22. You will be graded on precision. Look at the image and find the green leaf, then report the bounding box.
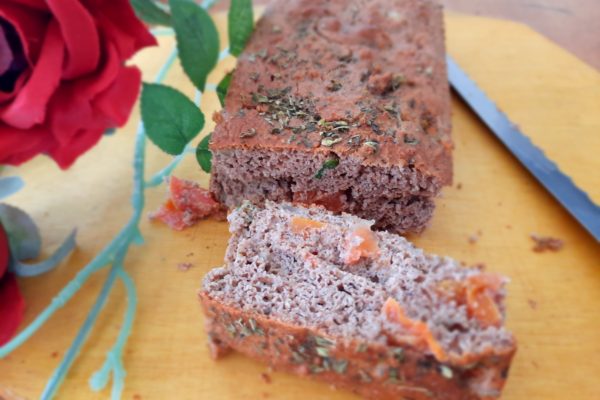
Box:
[130,0,172,26]
[228,0,254,57]
[170,0,219,91]
[196,133,212,173]
[216,71,233,107]
[315,158,339,179]
[141,83,205,155]
[0,203,41,261]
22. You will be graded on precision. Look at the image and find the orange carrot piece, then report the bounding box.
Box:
[382,297,450,362]
[344,226,379,264]
[290,216,326,233]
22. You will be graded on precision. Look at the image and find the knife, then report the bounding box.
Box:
[446,55,600,242]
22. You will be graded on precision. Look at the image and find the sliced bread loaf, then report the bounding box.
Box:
[199,202,516,399]
[209,0,453,234]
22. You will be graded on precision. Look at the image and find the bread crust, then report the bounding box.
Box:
[199,295,515,400]
[211,0,452,182]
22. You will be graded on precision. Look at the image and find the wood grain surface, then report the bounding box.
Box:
[442,0,600,70]
[1,11,599,400]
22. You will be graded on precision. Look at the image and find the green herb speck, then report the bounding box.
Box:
[314,159,339,179]
[440,365,453,379]
[240,128,257,138]
[332,359,348,374]
[321,137,342,147]
[388,367,401,383]
[392,347,405,363]
[356,343,368,353]
[403,134,419,145]
[358,370,372,383]
[291,351,305,364]
[316,347,330,358]
[252,93,269,103]
[363,140,379,154]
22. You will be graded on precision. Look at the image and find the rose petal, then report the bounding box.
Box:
[0,272,26,345]
[0,73,28,104]
[83,0,156,60]
[7,0,49,11]
[0,20,64,129]
[47,127,105,169]
[48,43,120,145]
[0,2,47,64]
[71,43,122,98]
[44,64,140,169]
[0,123,48,166]
[0,24,14,75]
[93,66,141,127]
[46,0,100,80]
[0,222,9,277]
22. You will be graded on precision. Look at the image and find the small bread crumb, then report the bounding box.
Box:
[530,234,564,253]
[527,299,538,310]
[468,230,482,244]
[177,262,194,271]
[456,183,462,190]
[261,372,272,384]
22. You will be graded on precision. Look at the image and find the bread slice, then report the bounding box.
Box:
[209,0,453,234]
[199,202,516,400]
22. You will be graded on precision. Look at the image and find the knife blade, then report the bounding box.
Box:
[446,55,600,242]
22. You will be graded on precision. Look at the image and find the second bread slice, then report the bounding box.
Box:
[199,201,516,400]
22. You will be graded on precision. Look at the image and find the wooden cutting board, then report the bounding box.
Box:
[1,11,599,400]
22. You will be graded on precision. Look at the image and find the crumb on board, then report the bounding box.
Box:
[133,394,142,400]
[261,372,272,384]
[468,230,482,244]
[178,262,194,272]
[530,234,564,253]
[186,252,195,257]
[456,183,462,190]
[51,351,59,359]
[527,299,538,310]
[150,176,226,231]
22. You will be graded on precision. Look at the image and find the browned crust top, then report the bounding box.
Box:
[211,0,453,184]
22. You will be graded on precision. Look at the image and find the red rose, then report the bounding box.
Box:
[0,221,24,345]
[0,0,156,168]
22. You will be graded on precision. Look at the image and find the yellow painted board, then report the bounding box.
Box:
[1,11,599,400]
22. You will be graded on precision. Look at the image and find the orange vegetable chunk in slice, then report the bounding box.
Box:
[344,226,379,264]
[382,297,449,362]
[290,216,327,233]
[465,274,504,327]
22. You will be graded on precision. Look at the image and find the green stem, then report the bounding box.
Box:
[40,247,128,400]
[89,268,137,399]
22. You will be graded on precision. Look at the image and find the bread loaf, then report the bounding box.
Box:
[209,0,453,234]
[199,201,516,400]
